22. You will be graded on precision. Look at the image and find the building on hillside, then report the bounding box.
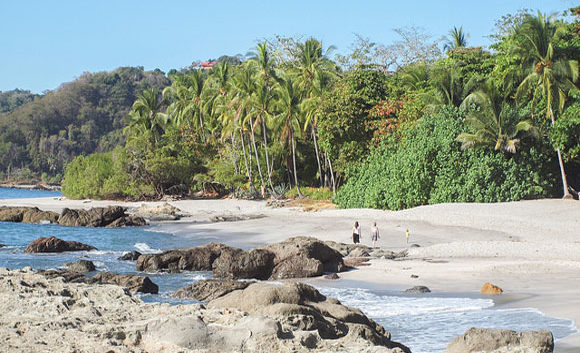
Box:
[200,61,217,70]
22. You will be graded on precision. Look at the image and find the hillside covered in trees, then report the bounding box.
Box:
[0,67,169,183]
[9,7,580,210]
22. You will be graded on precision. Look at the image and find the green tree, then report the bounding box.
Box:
[125,88,167,147]
[444,26,469,51]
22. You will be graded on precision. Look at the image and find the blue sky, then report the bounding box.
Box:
[0,0,576,93]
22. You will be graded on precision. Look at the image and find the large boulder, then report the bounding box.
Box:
[57,206,146,227]
[172,279,251,301]
[87,272,158,294]
[212,248,275,280]
[133,203,183,221]
[445,327,554,353]
[25,236,96,253]
[209,282,411,352]
[136,242,234,272]
[118,250,142,261]
[265,237,346,275]
[481,282,503,295]
[0,206,59,224]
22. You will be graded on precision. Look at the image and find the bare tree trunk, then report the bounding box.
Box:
[290,129,303,198]
[240,130,253,190]
[249,116,265,192]
[326,152,336,196]
[550,107,572,199]
[198,109,206,142]
[312,124,323,187]
[247,133,254,192]
[261,119,276,194]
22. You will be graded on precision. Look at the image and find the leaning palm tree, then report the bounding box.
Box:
[514,11,580,198]
[275,77,304,198]
[444,26,469,51]
[458,85,538,153]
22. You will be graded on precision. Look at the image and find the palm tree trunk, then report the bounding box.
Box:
[290,129,303,198]
[550,107,572,199]
[312,124,323,187]
[261,119,276,194]
[240,130,253,190]
[326,152,336,196]
[249,116,266,193]
[198,109,206,142]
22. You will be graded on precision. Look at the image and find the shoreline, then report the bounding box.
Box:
[1,196,579,351]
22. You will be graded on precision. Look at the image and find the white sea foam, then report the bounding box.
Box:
[134,243,162,254]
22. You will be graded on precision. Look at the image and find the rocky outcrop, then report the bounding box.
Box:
[209,281,411,352]
[1,268,411,353]
[133,203,183,221]
[324,273,340,280]
[210,214,265,222]
[118,251,142,261]
[0,206,59,224]
[0,206,145,227]
[137,237,346,280]
[404,286,431,294]
[58,206,146,227]
[0,244,4,248]
[25,236,96,253]
[445,327,554,353]
[481,282,503,295]
[38,268,157,294]
[172,280,251,301]
[87,272,158,294]
[66,260,96,273]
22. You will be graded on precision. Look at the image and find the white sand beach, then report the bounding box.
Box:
[2,197,580,351]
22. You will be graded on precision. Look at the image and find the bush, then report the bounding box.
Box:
[336,106,557,210]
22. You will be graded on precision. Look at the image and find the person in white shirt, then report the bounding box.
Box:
[352,221,361,244]
[370,221,380,247]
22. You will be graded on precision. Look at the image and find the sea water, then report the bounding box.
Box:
[0,187,61,199]
[0,188,576,352]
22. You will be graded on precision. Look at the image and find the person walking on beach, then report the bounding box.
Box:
[405,228,409,245]
[352,221,361,244]
[370,221,380,247]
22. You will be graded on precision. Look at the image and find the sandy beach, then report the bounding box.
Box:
[2,196,580,351]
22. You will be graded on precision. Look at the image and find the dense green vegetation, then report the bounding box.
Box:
[9,7,580,207]
[0,67,169,183]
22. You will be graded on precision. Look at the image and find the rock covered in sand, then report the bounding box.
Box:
[133,203,183,221]
[172,279,251,301]
[445,327,554,353]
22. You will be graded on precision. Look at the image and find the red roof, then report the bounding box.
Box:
[200,61,217,68]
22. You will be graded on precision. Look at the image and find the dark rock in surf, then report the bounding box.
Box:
[404,286,431,294]
[87,272,158,294]
[118,251,142,261]
[66,260,96,273]
[25,236,96,253]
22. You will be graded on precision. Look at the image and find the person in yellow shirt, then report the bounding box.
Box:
[405,229,409,245]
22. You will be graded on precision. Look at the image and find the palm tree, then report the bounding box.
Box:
[444,26,469,51]
[457,85,538,153]
[249,80,276,193]
[275,77,304,197]
[125,88,167,147]
[514,12,580,198]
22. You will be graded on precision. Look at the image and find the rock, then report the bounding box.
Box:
[66,260,96,273]
[323,241,372,257]
[118,251,142,261]
[57,206,145,227]
[404,286,431,294]
[172,279,250,301]
[137,237,347,281]
[210,214,265,222]
[1,268,412,353]
[0,206,59,224]
[410,244,420,248]
[343,257,371,267]
[324,273,340,280]
[371,249,408,259]
[25,236,96,253]
[410,274,419,278]
[445,327,554,353]
[133,203,183,221]
[212,248,275,280]
[136,242,233,273]
[88,272,158,294]
[265,236,346,275]
[347,247,371,258]
[481,282,503,295]
[0,244,4,248]
[39,269,87,282]
[209,281,411,352]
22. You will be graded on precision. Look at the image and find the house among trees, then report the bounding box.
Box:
[200,60,217,70]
